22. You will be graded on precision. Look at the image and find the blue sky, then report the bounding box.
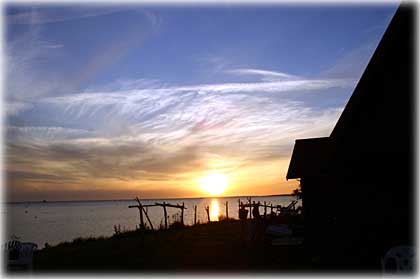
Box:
[5,4,398,201]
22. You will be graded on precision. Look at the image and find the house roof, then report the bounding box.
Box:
[286,5,413,180]
[329,5,412,143]
[286,137,332,180]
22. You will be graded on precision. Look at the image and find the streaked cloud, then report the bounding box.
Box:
[6,70,347,200]
[44,43,64,49]
[5,102,34,116]
[5,3,393,201]
[5,7,163,117]
[39,75,352,119]
[225,68,300,81]
[6,7,128,25]
[177,78,351,94]
[7,126,93,140]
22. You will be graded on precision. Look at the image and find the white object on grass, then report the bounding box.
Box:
[265,224,292,237]
[4,241,38,270]
[381,245,415,274]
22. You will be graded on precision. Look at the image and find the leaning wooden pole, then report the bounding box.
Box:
[163,202,168,229]
[135,197,145,230]
[194,205,197,225]
[142,207,154,231]
[264,201,267,218]
[248,197,252,219]
[181,202,185,225]
[205,206,210,223]
[140,205,145,229]
[225,201,229,220]
[238,199,241,219]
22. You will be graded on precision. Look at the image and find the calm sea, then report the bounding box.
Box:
[4,196,299,247]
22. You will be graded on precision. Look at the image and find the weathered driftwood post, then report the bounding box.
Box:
[181,202,185,225]
[238,199,241,219]
[225,201,229,220]
[135,197,145,230]
[142,207,154,231]
[205,205,210,223]
[194,205,197,225]
[139,205,145,229]
[264,201,267,218]
[163,202,168,229]
[154,202,186,229]
[248,197,252,219]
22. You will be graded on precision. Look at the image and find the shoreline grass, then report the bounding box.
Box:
[31,219,309,273]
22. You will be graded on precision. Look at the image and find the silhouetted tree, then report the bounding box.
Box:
[292,180,302,199]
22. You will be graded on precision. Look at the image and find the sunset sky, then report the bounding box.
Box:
[5,4,398,202]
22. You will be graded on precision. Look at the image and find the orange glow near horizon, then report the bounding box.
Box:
[6,156,300,202]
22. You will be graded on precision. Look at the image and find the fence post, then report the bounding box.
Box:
[181,202,184,225]
[163,202,168,229]
[238,199,240,219]
[264,201,267,218]
[205,206,210,223]
[139,205,145,230]
[194,205,197,225]
[248,197,252,219]
[226,201,229,220]
[135,197,145,230]
[142,207,154,231]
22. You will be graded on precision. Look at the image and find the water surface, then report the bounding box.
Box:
[5,195,298,247]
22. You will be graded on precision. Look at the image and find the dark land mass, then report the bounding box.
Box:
[32,220,312,274]
[28,219,388,274]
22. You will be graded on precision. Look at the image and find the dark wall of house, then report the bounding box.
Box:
[302,5,415,270]
[332,3,414,251]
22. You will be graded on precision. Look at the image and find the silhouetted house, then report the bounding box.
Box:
[286,6,414,270]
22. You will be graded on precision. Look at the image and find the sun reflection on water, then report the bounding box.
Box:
[210,199,220,221]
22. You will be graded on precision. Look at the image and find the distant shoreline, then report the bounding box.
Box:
[5,194,294,205]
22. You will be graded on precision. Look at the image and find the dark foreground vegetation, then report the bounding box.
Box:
[32,220,309,273]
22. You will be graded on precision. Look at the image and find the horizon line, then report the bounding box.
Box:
[5,193,295,204]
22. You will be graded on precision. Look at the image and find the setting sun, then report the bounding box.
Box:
[198,173,229,196]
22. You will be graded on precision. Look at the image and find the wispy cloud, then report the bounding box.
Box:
[40,76,351,117]
[4,4,393,201]
[5,8,162,117]
[319,38,382,81]
[5,21,76,113]
[6,71,348,195]
[225,68,300,81]
[186,78,351,93]
[5,101,34,116]
[6,7,128,25]
[7,126,93,140]
[44,43,63,49]
[5,32,354,199]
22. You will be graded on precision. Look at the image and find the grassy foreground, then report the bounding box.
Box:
[33,220,309,273]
